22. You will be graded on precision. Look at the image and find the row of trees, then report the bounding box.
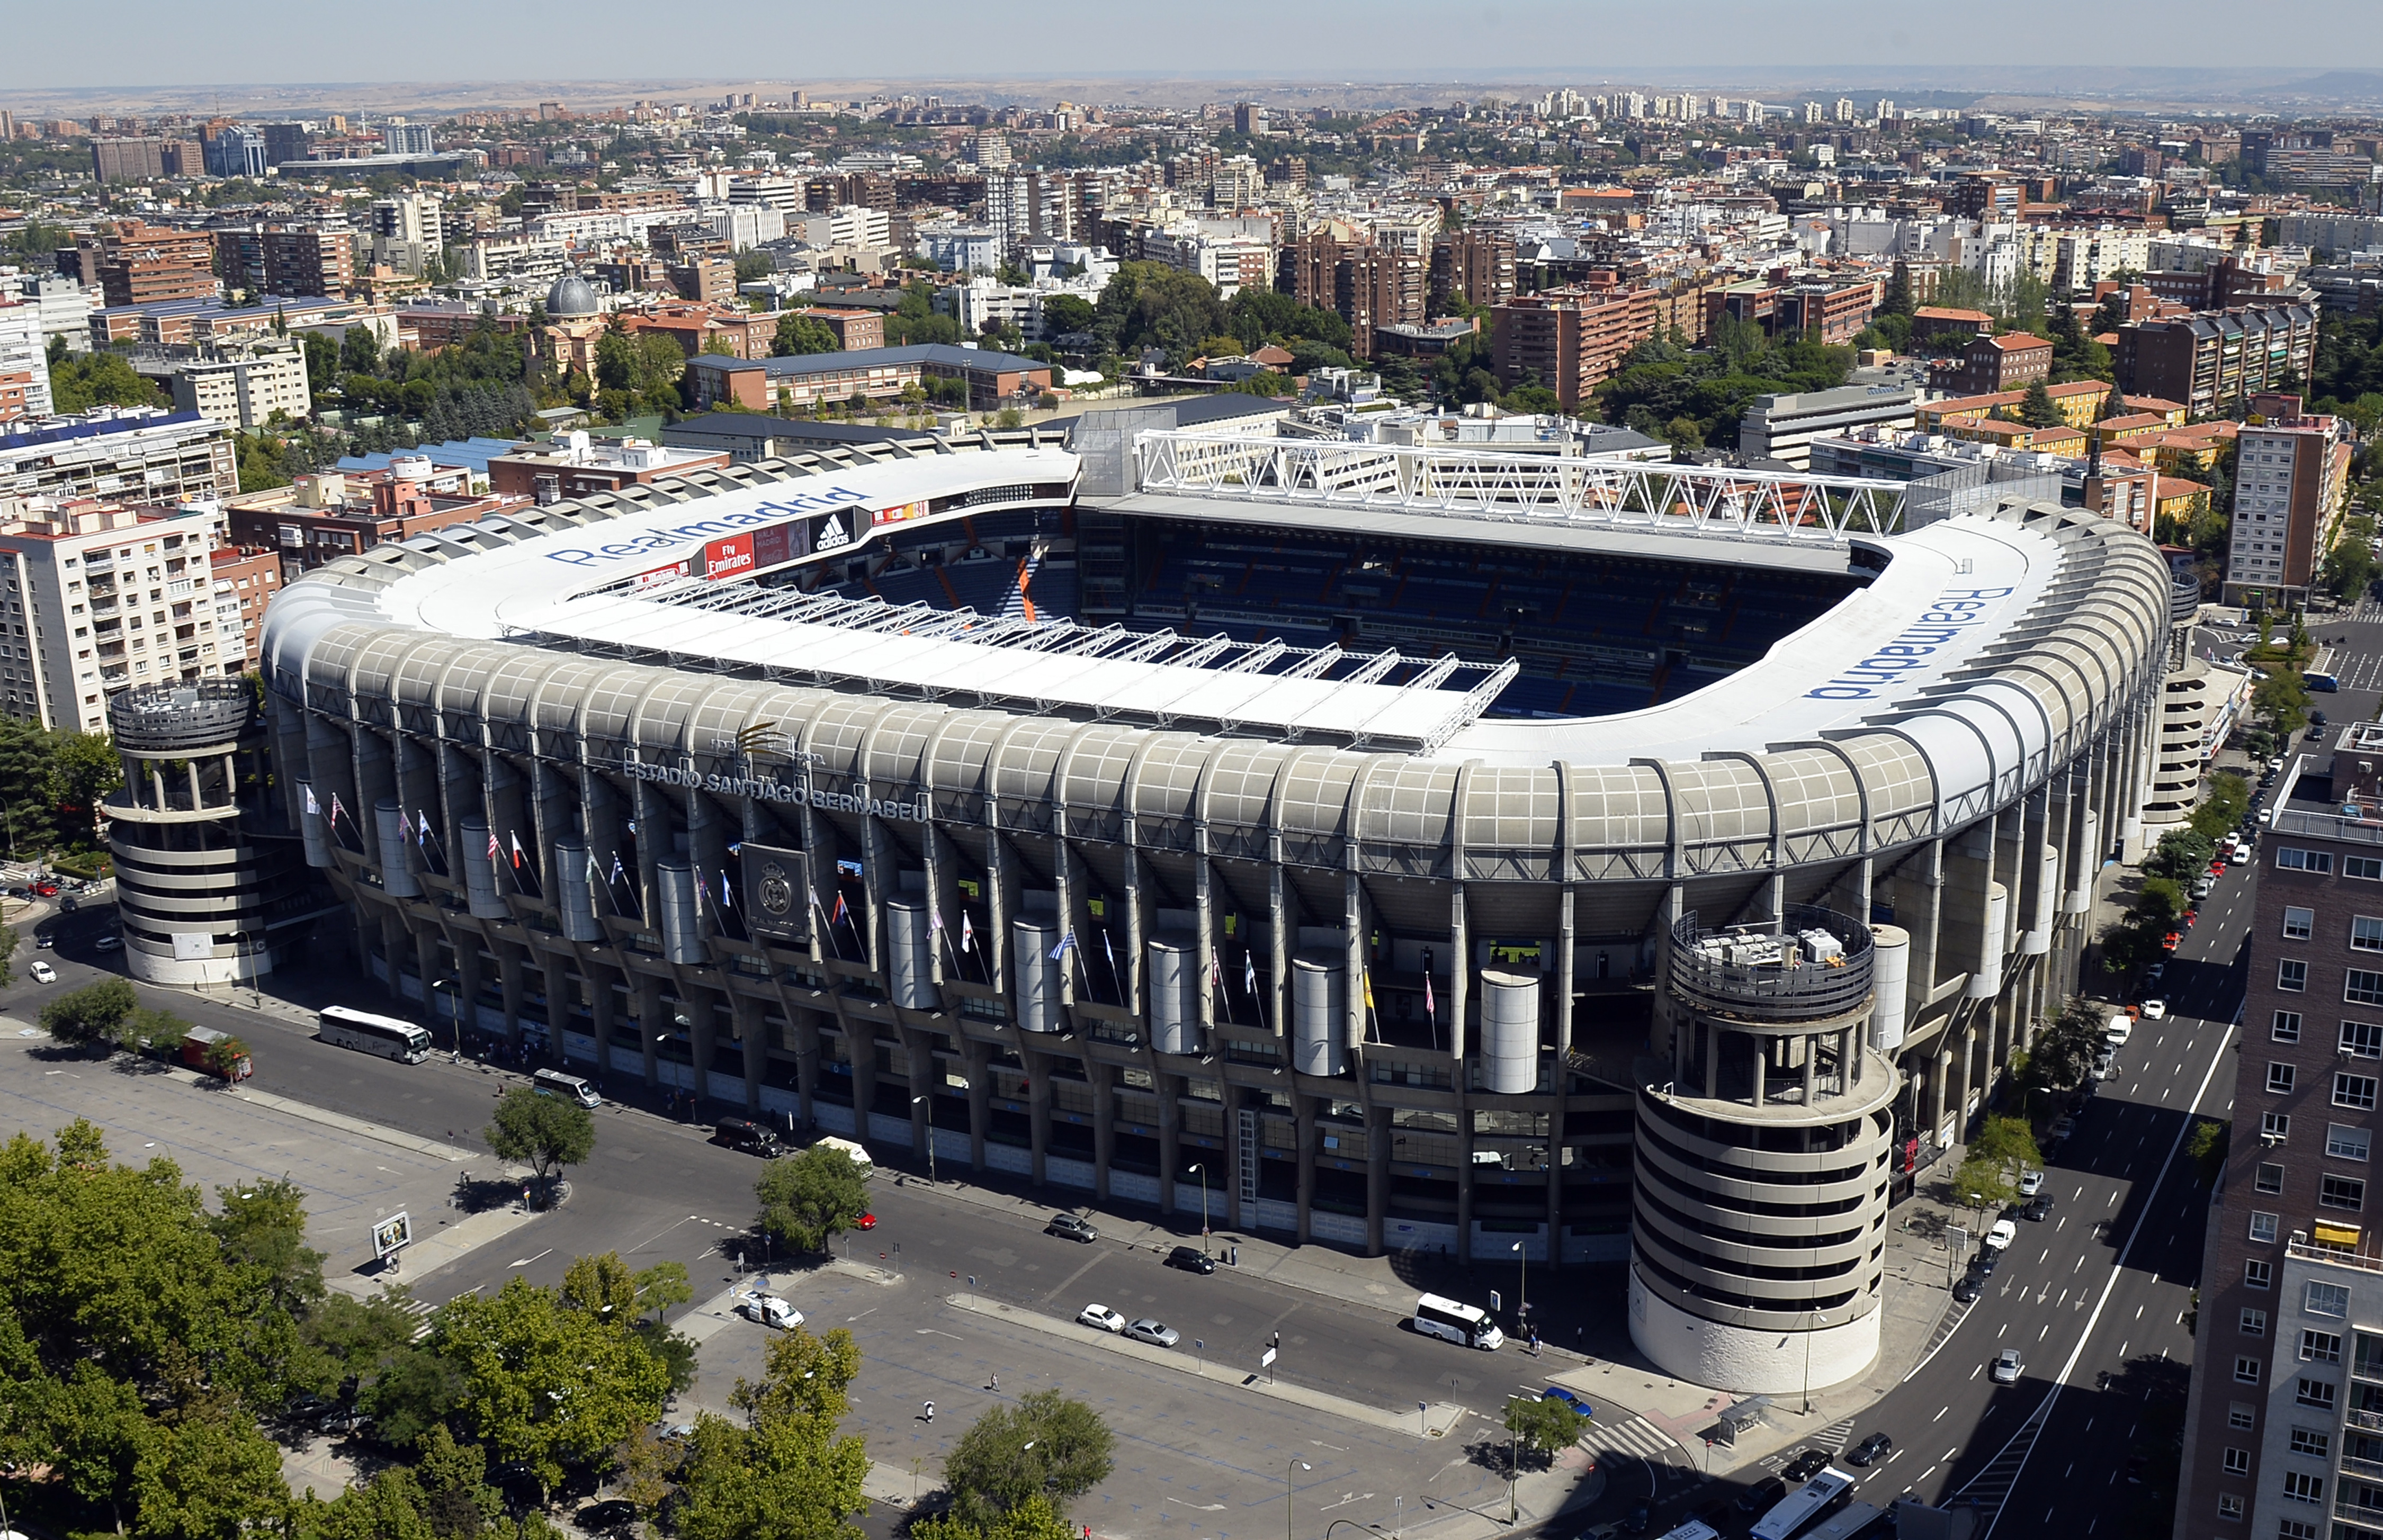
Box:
[2099,783,2250,976]
[0,715,122,855]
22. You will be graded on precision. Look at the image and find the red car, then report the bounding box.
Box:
[2209,861,2227,877]
[856,1212,877,1230]
[2162,931,2182,951]
[2182,909,2198,927]
[30,882,57,897]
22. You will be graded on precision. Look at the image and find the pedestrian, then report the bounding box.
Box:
[989,1373,999,1391]
[924,1400,935,1422]
[1529,1329,1539,1356]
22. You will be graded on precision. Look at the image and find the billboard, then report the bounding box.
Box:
[875,500,929,527]
[740,843,811,944]
[703,533,756,580]
[699,514,860,582]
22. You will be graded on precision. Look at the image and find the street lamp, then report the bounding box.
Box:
[1189,1162,1211,1254]
[430,975,463,1058]
[1510,1240,1528,1341]
[911,1095,934,1184]
[1286,1458,1311,1540]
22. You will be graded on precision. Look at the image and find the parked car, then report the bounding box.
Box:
[1953,1272,1982,1303]
[1984,1219,2017,1250]
[93,935,120,952]
[2140,999,2167,1021]
[574,1501,639,1535]
[2018,1169,2044,1196]
[1991,1348,2023,1384]
[737,1294,802,1329]
[1047,1213,1100,1244]
[2024,1195,2055,1222]
[1846,1431,1895,1466]
[1077,1303,1127,1333]
[713,1118,782,1157]
[855,1212,877,1230]
[2209,860,2228,877]
[2049,1115,2076,1139]
[1123,1318,1180,1348]
[1620,1502,1651,1536]
[1166,1245,1217,1274]
[33,931,51,948]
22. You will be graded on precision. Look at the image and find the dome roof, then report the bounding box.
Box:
[545,272,599,318]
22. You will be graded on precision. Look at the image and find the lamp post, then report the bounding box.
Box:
[1286,1458,1311,1540]
[1510,1239,1527,1337]
[1189,1161,1210,1254]
[911,1094,935,1185]
[1802,1307,1817,1416]
[1506,1403,1520,1523]
[431,975,462,1058]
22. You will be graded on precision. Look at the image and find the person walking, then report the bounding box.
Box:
[923,1401,935,1422]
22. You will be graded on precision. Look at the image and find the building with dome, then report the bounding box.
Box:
[539,269,610,380]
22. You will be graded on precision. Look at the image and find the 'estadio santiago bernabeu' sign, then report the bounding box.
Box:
[624,757,928,822]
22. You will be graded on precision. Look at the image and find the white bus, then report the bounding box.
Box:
[1412,1293,1504,1350]
[1655,1523,1722,1540]
[1750,1469,1855,1540]
[1799,1501,1886,1540]
[318,1006,433,1064]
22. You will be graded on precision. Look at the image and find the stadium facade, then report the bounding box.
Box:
[256,417,2179,1393]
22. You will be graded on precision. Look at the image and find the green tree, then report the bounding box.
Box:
[358,1344,469,1447]
[914,1494,1078,1540]
[674,1325,869,1540]
[130,1407,293,1540]
[429,1272,671,1499]
[1949,1151,2017,1221]
[2189,773,2251,841]
[40,976,140,1048]
[484,1086,595,1202]
[2187,1119,2229,1186]
[939,1390,1115,1525]
[1970,1113,2044,1188]
[48,352,166,413]
[0,922,16,988]
[773,313,840,356]
[1502,1394,1589,1467]
[1040,293,1097,339]
[2253,667,2312,741]
[2019,381,2062,428]
[114,1004,191,1055]
[53,728,127,849]
[211,1176,327,1316]
[2024,997,2109,1093]
[755,1141,872,1254]
[338,325,383,378]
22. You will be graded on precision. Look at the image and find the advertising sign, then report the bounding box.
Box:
[372,1211,413,1259]
[631,560,691,591]
[702,532,756,580]
[875,500,929,527]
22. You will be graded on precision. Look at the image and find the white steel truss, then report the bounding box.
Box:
[1133,431,1911,545]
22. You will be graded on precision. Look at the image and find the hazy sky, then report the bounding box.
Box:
[3,0,2377,94]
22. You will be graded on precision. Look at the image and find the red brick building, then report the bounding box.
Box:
[208,545,283,671]
[800,307,887,352]
[57,222,218,307]
[1951,332,2053,395]
[1490,287,1660,409]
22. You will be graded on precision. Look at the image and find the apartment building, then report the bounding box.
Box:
[1489,288,1659,410]
[684,344,1054,413]
[2120,304,2319,419]
[1737,384,1919,468]
[167,345,311,431]
[0,496,230,732]
[208,544,281,671]
[486,434,732,501]
[1950,331,2054,395]
[57,223,219,308]
[0,301,53,421]
[2225,409,2350,609]
[1429,230,1518,311]
[225,457,522,576]
[2180,734,2383,1538]
[1279,228,1427,360]
[261,227,356,299]
[0,409,236,504]
[369,192,445,276]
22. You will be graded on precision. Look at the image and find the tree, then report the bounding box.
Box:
[338,325,382,378]
[773,314,839,356]
[2189,773,2252,842]
[2025,997,2109,1093]
[1970,1114,2044,1188]
[53,729,126,848]
[1502,1394,1589,1467]
[674,1325,869,1540]
[484,1086,595,1202]
[2018,381,2062,428]
[1040,293,1097,340]
[915,1494,1078,1540]
[2188,1119,2229,1186]
[940,1390,1115,1525]
[0,922,15,988]
[2253,667,2312,742]
[40,976,140,1048]
[211,1176,327,1316]
[1949,1151,2017,1220]
[429,1272,671,1499]
[1882,262,1917,319]
[48,352,166,413]
[130,1407,293,1540]
[116,1004,192,1055]
[755,1141,872,1254]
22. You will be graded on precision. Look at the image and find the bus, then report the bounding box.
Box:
[1655,1524,1722,1540]
[1750,1470,1855,1540]
[1412,1293,1504,1350]
[2309,672,2340,692]
[1799,1502,1886,1540]
[318,1006,433,1064]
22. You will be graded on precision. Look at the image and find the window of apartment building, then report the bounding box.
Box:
[2218,1492,2246,1519]
[2272,1063,2300,1094]
[2259,1162,2288,1193]
[2309,1282,2354,1320]
[2285,906,2316,940]
[2245,1308,2271,1336]
[2254,1212,2282,1242]
[2341,1075,2380,1111]
[2279,1520,2320,1540]
[2250,1259,2275,1289]
[2350,856,2383,881]
[2224,1446,2253,1475]
[2351,971,2383,1006]
[2331,1125,2373,1162]
[2280,849,2335,872]
[2291,1428,2331,1463]
[2230,1401,2257,1430]
[2323,1176,2367,1211]
[2358,918,2383,953]
[2304,1330,2344,1363]
[2281,960,2310,992]
[2347,1021,2383,1059]
[2277,1011,2305,1042]
[2282,1469,2325,1501]
[2297,1378,2338,1410]
[2239,1355,2266,1383]
[2266,1113,2294,1141]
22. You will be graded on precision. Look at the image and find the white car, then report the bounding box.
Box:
[1984,1220,2017,1251]
[2139,999,2167,1022]
[2018,1170,2044,1197]
[1077,1303,1126,1333]
[1991,1348,2023,1384]
[2106,1017,2134,1047]
[1123,1318,1180,1348]
[736,1294,802,1329]
[28,960,55,983]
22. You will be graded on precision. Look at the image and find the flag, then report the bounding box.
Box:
[304,785,320,816]
[831,892,849,926]
[399,809,413,841]
[1363,971,1376,1012]
[329,791,346,826]
[416,809,432,846]
[1425,971,1437,1021]
[487,826,500,861]
[1210,952,1223,991]
[585,849,601,885]
[930,902,945,933]
[1243,948,1257,998]
[509,831,525,869]
[1101,927,1117,979]
[1050,929,1077,962]
[720,870,733,908]
[728,841,742,855]
[960,911,975,953]
[608,852,626,886]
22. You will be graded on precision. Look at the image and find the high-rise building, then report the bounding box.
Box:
[261,226,357,299]
[168,345,313,431]
[58,222,219,307]
[2178,733,2383,1536]
[2223,409,2350,608]
[0,408,236,507]
[1232,103,1268,136]
[382,122,436,157]
[369,192,445,276]
[259,121,311,166]
[2118,304,2320,419]
[1429,230,1517,311]
[203,127,268,179]
[0,301,53,421]
[1489,288,1659,410]
[91,137,168,183]
[1278,228,1426,360]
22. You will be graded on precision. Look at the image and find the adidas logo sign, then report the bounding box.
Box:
[814,514,849,551]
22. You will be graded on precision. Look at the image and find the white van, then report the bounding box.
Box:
[1412,1292,1504,1349]
[813,1135,873,1177]
[531,1068,602,1108]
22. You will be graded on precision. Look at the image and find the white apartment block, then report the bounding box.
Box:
[168,347,312,432]
[2227,414,2347,606]
[0,497,228,733]
[0,273,95,354]
[369,192,445,276]
[0,300,53,420]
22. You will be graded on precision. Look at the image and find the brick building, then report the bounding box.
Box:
[1950,331,2053,395]
[2119,304,2320,419]
[261,228,356,299]
[1429,230,1517,312]
[57,223,218,308]
[2224,407,2350,608]
[1489,288,1659,410]
[1278,228,1426,360]
[486,435,732,501]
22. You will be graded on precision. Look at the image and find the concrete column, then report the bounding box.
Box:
[1293,1093,1316,1244]
[794,1017,821,1132]
[1455,1104,1475,1264]
[964,1037,992,1172]
[1089,1064,1117,1202]
[1367,1102,1391,1257]
[1158,1074,1183,1216]
[907,1028,936,1171]
[634,972,664,1090]
[1026,1043,1052,1186]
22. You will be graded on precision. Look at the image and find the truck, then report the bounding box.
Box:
[813,1136,873,1177]
[181,1025,253,1082]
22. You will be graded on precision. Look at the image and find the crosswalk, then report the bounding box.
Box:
[1760,1417,1856,1473]
[1580,1413,1682,1467]
[1949,1388,2054,1530]
[395,1294,437,1342]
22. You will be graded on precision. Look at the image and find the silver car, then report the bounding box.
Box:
[1123,1318,1180,1348]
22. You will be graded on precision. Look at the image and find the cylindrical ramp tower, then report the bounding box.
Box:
[886,896,936,1010]
[1147,932,1198,1055]
[1291,949,1346,1077]
[1631,904,1900,1394]
[1013,915,1063,1033]
[657,860,703,965]
[554,839,603,942]
[1479,968,1540,1094]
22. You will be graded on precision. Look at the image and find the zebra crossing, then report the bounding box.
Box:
[1760,1417,1856,1473]
[1579,1413,1683,1467]
[1948,1388,2055,1533]
[394,1294,437,1342]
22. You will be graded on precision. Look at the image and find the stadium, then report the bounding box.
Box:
[254,408,2179,1392]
